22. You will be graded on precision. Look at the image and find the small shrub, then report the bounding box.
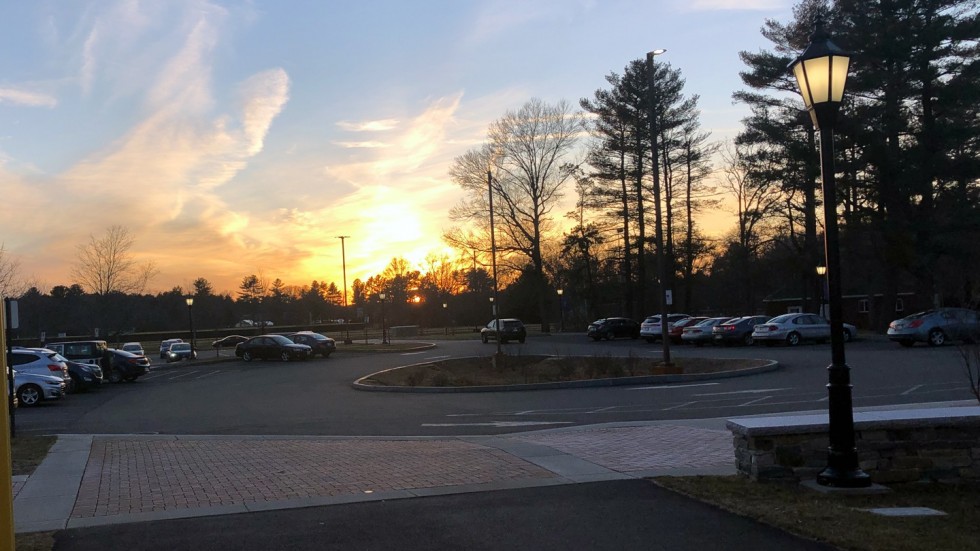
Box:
[431,373,450,387]
[405,370,426,386]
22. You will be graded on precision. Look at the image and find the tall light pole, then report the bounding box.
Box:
[185,297,195,352]
[790,19,870,488]
[443,302,448,335]
[336,235,352,344]
[488,168,502,359]
[647,48,672,366]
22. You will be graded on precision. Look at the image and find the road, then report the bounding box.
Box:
[13,333,975,437]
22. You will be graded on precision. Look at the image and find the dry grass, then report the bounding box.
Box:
[360,355,766,387]
[654,476,980,551]
[11,435,56,476]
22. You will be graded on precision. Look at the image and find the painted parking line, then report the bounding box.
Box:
[627,382,719,391]
[694,388,789,396]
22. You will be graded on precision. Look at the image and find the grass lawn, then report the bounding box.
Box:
[359,354,767,387]
[654,475,980,551]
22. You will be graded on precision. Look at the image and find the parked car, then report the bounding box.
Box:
[159,339,183,358]
[587,317,641,341]
[44,340,108,366]
[668,316,708,343]
[212,335,249,348]
[103,349,151,382]
[481,319,527,344]
[235,335,312,362]
[22,348,102,392]
[13,370,66,407]
[712,315,770,346]
[121,342,145,356]
[8,348,70,385]
[639,314,691,343]
[681,317,735,346]
[887,308,980,347]
[287,331,336,358]
[164,342,197,362]
[752,313,857,346]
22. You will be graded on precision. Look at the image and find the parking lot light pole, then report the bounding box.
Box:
[185,297,195,351]
[790,19,870,488]
[647,48,672,366]
[336,236,352,344]
[816,265,829,318]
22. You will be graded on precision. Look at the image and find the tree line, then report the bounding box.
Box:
[3,0,978,339]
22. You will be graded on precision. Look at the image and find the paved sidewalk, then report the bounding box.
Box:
[12,419,736,533]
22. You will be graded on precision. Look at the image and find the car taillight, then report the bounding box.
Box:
[47,364,63,372]
[908,320,924,329]
[766,325,778,331]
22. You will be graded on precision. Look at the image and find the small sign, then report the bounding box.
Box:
[665,290,673,305]
[5,299,18,329]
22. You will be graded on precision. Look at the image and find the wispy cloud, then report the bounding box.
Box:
[681,0,786,10]
[0,88,57,107]
[337,119,400,132]
[333,141,390,149]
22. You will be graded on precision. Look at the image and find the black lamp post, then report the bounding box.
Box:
[647,48,672,366]
[379,292,389,345]
[557,289,565,332]
[790,20,870,488]
[185,297,195,352]
[816,265,829,318]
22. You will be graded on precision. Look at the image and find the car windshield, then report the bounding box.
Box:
[270,335,294,345]
[768,314,796,323]
[172,343,191,351]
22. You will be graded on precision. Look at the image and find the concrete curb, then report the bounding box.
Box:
[351,358,780,393]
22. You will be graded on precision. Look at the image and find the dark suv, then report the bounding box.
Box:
[587,317,640,341]
[481,319,527,344]
[287,331,336,358]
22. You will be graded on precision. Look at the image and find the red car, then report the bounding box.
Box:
[668,317,708,343]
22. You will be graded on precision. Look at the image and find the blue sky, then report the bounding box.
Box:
[0,0,791,294]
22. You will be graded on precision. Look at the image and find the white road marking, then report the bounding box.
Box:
[738,396,771,407]
[163,371,203,380]
[901,385,923,396]
[193,371,223,380]
[662,401,698,411]
[694,388,789,396]
[424,355,451,361]
[421,421,574,427]
[401,351,427,356]
[627,382,720,391]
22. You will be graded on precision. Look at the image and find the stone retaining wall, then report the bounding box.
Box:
[727,407,980,484]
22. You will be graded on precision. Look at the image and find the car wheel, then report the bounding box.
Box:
[928,329,946,347]
[842,329,852,343]
[124,376,137,382]
[786,332,801,346]
[69,373,83,393]
[645,337,655,344]
[743,333,754,346]
[604,332,613,341]
[899,339,915,347]
[17,384,43,407]
[281,351,291,362]
[591,336,601,341]
[109,371,123,383]
[242,351,253,362]
[482,334,488,344]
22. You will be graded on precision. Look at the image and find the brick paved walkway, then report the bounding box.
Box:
[515,425,733,472]
[71,438,555,519]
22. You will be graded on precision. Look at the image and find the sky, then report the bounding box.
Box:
[0,0,793,296]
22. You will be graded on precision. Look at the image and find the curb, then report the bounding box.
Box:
[351,358,780,393]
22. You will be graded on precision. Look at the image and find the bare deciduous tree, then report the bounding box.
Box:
[0,243,27,298]
[71,226,158,296]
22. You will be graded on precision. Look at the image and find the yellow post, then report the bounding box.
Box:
[0,303,15,550]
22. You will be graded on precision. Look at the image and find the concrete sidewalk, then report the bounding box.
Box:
[13,420,736,534]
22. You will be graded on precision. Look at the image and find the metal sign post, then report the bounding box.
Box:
[1,298,16,550]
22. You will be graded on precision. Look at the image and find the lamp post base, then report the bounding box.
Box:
[817,463,872,488]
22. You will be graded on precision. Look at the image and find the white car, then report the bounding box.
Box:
[8,348,70,384]
[121,342,145,356]
[159,338,183,359]
[13,369,67,407]
[639,313,691,343]
[751,313,857,346]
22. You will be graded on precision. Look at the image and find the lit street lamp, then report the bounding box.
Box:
[379,292,389,345]
[557,289,565,332]
[790,19,870,488]
[185,297,195,352]
[816,265,829,318]
[443,302,448,335]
